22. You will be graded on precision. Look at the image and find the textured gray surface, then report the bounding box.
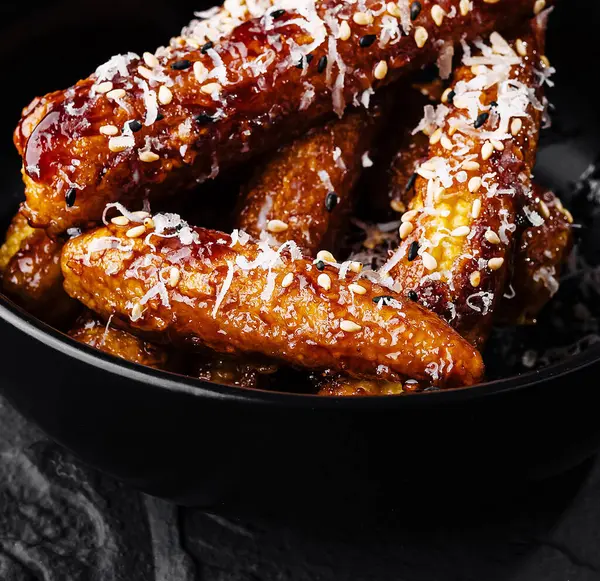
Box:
[1,393,600,580]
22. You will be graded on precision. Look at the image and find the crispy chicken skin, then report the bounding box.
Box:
[0,212,36,272]
[236,103,383,253]
[17,0,550,234]
[69,312,169,369]
[381,21,547,347]
[61,220,484,387]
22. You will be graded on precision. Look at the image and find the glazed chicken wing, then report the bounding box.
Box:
[17,0,550,234]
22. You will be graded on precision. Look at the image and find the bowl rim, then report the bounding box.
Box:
[1,292,597,409]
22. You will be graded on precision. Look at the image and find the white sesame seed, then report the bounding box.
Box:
[107,88,126,100]
[281,272,294,288]
[511,118,523,136]
[390,199,406,213]
[440,135,453,150]
[533,0,546,15]
[108,137,131,153]
[563,209,574,224]
[143,52,159,68]
[441,87,454,104]
[468,176,482,193]
[317,273,332,291]
[539,200,550,218]
[484,230,501,244]
[139,151,160,163]
[448,125,458,136]
[421,252,437,271]
[143,217,155,229]
[386,2,402,17]
[401,209,418,223]
[414,26,428,48]
[132,211,151,220]
[491,139,505,151]
[340,320,362,333]
[451,226,470,237]
[201,82,222,95]
[137,66,153,80]
[459,0,471,16]
[352,11,373,25]
[431,5,445,26]
[158,85,173,105]
[469,271,481,287]
[338,20,352,41]
[96,81,114,94]
[462,160,480,171]
[488,257,505,271]
[515,39,527,57]
[540,54,551,68]
[126,225,147,238]
[374,60,388,80]
[168,267,181,288]
[317,250,336,263]
[267,219,288,233]
[429,128,443,145]
[131,303,144,321]
[399,221,414,239]
[348,283,367,295]
[194,61,208,83]
[100,125,119,136]
[349,261,363,274]
[471,199,482,219]
[111,216,130,226]
[481,141,494,161]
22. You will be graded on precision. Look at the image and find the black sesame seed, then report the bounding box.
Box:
[474,112,490,129]
[408,290,418,301]
[317,56,327,73]
[156,113,164,121]
[65,188,77,208]
[373,295,394,304]
[405,172,417,193]
[490,100,498,107]
[408,241,419,261]
[270,8,286,18]
[410,1,422,20]
[359,34,376,48]
[296,59,304,69]
[128,120,143,133]
[306,54,314,64]
[171,59,192,70]
[325,192,338,212]
[316,260,325,271]
[447,90,455,104]
[195,113,214,125]
[200,41,214,54]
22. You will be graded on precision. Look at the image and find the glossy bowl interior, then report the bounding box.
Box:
[2,0,600,513]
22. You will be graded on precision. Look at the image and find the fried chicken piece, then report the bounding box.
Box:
[69,312,169,369]
[380,21,547,347]
[0,212,36,272]
[17,0,550,234]
[61,215,484,387]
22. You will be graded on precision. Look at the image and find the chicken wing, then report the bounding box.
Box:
[17,0,550,234]
[61,214,484,387]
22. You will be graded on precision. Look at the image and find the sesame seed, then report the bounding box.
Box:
[338,20,352,40]
[349,261,363,274]
[469,271,481,287]
[340,320,362,333]
[434,186,446,202]
[399,221,414,239]
[168,267,181,288]
[171,59,192,70]
[401,209,418,223]
[462,160,480,171]
[143,52,159,68]
[158,85,173,105]
[132,211,151,220]
[107,89,126,100]
[111,216,130,226]
[421,252,437,271]
[281,272,294,288]
[410,1,422,20]
[317,273,332,291]
[485,230,501,244]
[108,137,130,153]
[352,11,373,25]
[408,241,419,261]
[315,260,325,271]
[373,295,393,304]
[459,0,471,16]
[143,217,155,229]
[317,250,336,263]
[491,139,505,151]
[100,125,119,136]
[201,41,214,54]
[359,34,377,48]
[374,60,388,80]
[387,2,402,17]
[408,290,418,301]
[431,4,445,26]
[391,199,406,213]
[511,118,523,136]
[429,128,443,145]
[271,8,286,18]
[515,39,527,57]
[563,209,574,224]
[325,192,339,212]
[348,283,367,295]
[533,0,546,15]
[96,81,114,94]
[267,219,288,233]
[447,125,458,137]
[481,142,494,161]
[139,151,160,163]
[317,55,328,73]
[137,66,153,80]
[540,55,551,68]
[539,200,550,218]
[440,135,453,150]
[131,303,144,321]
[441,88,454,104]
[471,198,482,219]
[488,257,504,271]
[194,61,208,83]
[414,26,428,48]
[126,225,147,238]
[468,176,482,192]
[451,226,470,237]
[201,82,221,95]
[65,188,76,208]
[474,112,490,129]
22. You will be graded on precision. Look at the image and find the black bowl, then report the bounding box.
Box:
[1,1,600,514]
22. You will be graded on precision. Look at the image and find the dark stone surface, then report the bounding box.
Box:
[1,394,600,580]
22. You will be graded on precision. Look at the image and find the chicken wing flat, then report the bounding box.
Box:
[60,214,484,387]
[380,20,547,347]
[17,0,550,234]
[69,312,169,369]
